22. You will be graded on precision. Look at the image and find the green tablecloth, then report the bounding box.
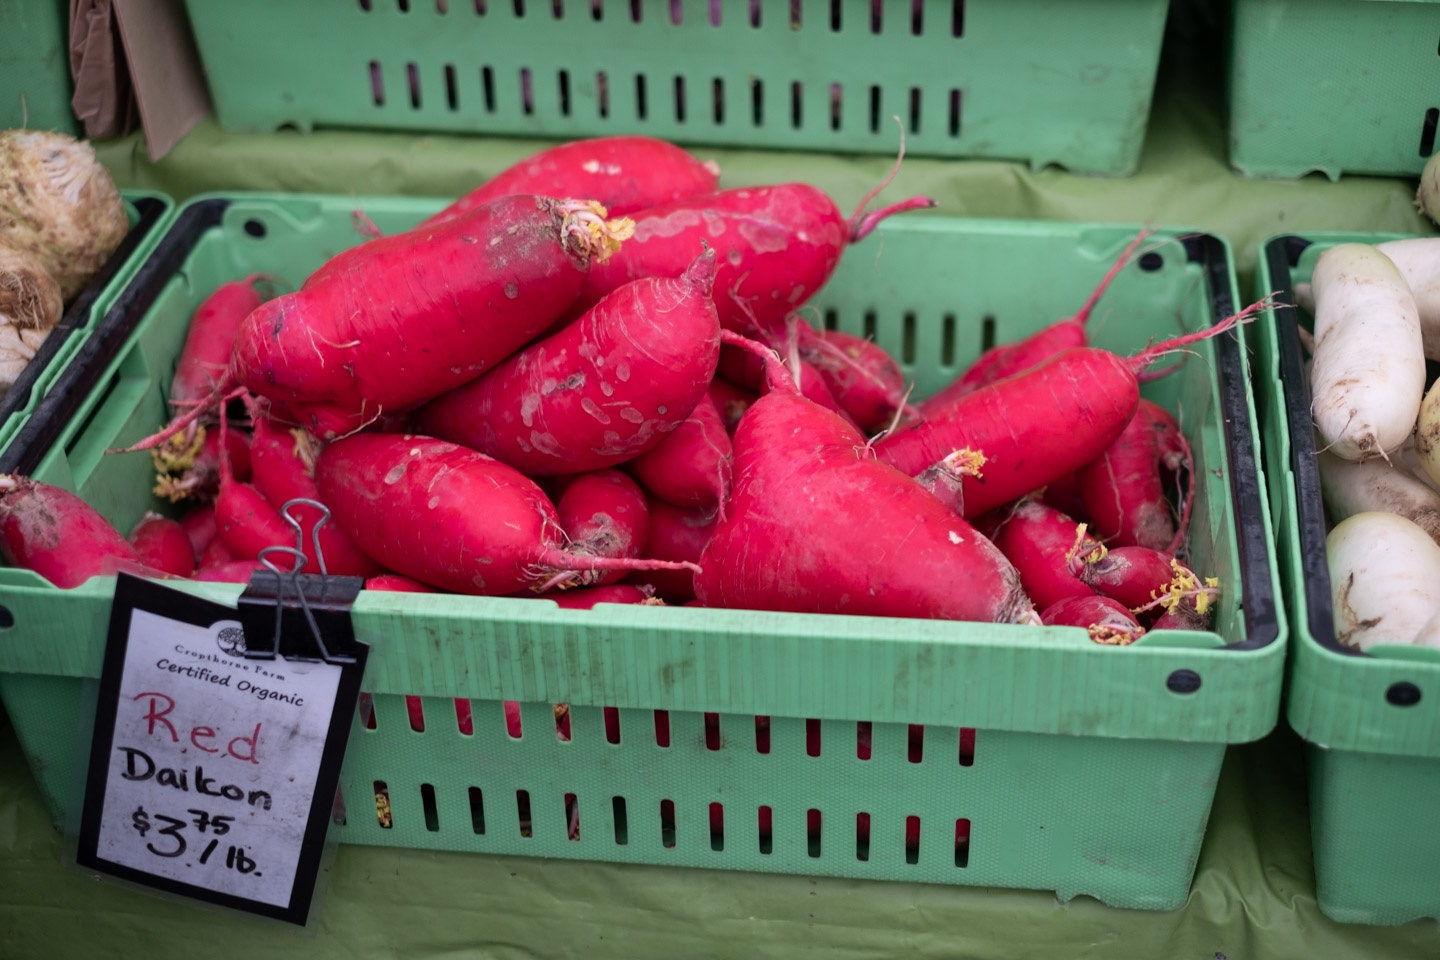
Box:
[4,14,1440,958]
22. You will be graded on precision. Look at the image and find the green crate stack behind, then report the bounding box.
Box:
[0,194,1283,911]
[1229,0,1440,180]
[179,0,1169,175]
[0,191,175,455]
[1254,233,1440,926]
[0,0,77,134]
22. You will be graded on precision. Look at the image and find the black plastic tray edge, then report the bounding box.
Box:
[0,196,169,433]
[1263,235,1365,659]
[0,199,232,477]
[1181,234,1279,652]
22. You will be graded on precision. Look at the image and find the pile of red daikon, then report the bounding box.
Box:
[0,135,1249,645]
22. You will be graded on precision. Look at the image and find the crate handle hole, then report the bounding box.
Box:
[709,802,724,851]
[1138,251,1164,273]
[856,721,872,760]
[612,796,628,845]
[1386,682,1422,707]
[660,798,676,848]
[0,605,15,629]
[1166,669,1202,694]
[243,219,267,239]
[375,781,392,828]
[565,792,579,840]
[469,787,486,834]
[517,789,533,837]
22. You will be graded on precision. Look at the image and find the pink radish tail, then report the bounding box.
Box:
[536,550,702,591]
[845,115,936,242]
[352,209,384,241]
[111,377,240,455]
[1125,296,1272,374]
[683,243,718,295]
[1071,225,1159,329]
[850,197,937,243]
[720,329,797,395]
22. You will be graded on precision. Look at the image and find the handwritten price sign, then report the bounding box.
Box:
[75,574,366,925]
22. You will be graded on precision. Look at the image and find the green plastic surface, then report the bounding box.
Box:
[179,0,1169,175]
[0,0,78,135]
[0,193,1283,910]
[0,190,176,455]
[1229,0,1440,180]
[1254,231,1440,925]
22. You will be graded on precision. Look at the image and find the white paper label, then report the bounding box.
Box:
[90,608,342,908]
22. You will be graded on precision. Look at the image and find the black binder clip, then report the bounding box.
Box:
[237,498,366,664]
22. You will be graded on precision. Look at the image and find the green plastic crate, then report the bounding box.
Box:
[1255,233,1440,926]
[1229,0,1440,180]
[0,191,174,455]
[0,194,1284,910]
[178,0,1169,175]
[0,0,78,134]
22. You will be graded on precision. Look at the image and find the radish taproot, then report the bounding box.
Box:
[629,495,716,603]
[1040,595,1145,645]
[125,196,635,448]
[571,183,934,337]
[1318,447,1440,548]
[555,470,650,587]
[1309,243,1425,461]
[248,413,383,576]
[1327,511,1440,650]
[314,433,699,596]
[364,573,438,592]
[0,476,142,588]
[1076,400,1175,551]
[918,227,1153,415]
[991,500,1098,611]
[694,335,1035,624]
[797,326,912,433]
[419,137,720,228]
[875,307,1258,518]
[413,247,720,476]
[627,393,732,513]
[152,423,252,503]
[179,503,218,557]
[708,378,758,436]
[168,275,267,444]
[128,513,196,577]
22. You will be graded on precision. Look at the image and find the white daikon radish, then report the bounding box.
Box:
[1416,610,1440,649]
[1398,436,1440,494]
[1310,244,1426,461]
[1417,379,1440,488]
[1327,512,1440,650]
[1374,238,1440,360]
[1318,447,1440,548]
